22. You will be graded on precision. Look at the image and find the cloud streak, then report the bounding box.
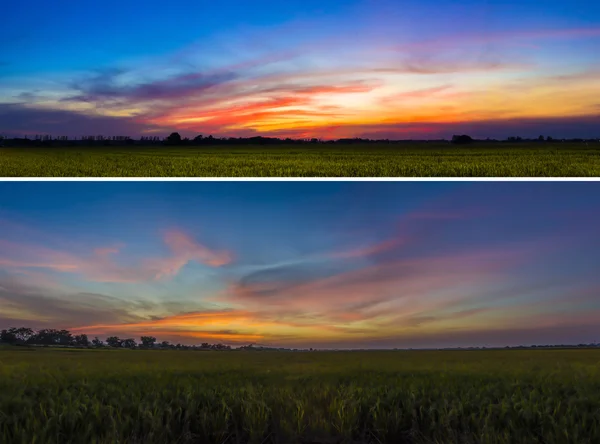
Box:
[0,229,232,283]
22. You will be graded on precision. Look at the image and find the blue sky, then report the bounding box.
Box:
[1,0,599,139]
[1,181,599,348]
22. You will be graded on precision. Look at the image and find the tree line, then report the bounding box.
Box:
[1,132,598,148]
[0,327,232,350]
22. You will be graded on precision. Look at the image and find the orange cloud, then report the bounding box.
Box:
[67,308,360,345]
[141,330,265,342]
[147,80,380,131]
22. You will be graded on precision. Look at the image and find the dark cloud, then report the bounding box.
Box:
[16,91,43,101]
[401,308,493,328]
[0,277,144,329]
[352,114,600,140]
[346,322,600,350]
[237,262,347,299]
[0,103,168,137]
[65,68,238,103]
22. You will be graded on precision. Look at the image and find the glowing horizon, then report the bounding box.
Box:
[1,0,600,139]
[1,182,599,349]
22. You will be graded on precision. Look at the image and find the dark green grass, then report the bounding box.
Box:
[2,349,600,443]
[1,143,599,176]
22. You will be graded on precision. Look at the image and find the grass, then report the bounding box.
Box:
[1,348,600,443]
[1,143,599,176]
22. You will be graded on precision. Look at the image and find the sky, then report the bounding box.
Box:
[0,181,599,348]
[1,0,599,140]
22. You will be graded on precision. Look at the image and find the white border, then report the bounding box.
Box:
[1,177,599,182]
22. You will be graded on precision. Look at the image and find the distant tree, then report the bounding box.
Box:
[106,336,122,348]
[193,135,203,144]
[31,329,61,345]
[0,329,17,344]
[140,336,157,348]
[11,327,35,343]
[166,132,182,145]
[56,329,74,346]
[92,337,104,347]
[546,136,553,142]
[160,340,171,349]
[122,338,137,349]
[451,135,474,145]
[538,135,545,141]
[74,334,90,347]
[28,328,72,345]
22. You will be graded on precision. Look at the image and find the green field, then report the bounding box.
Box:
[2,348,600,443]
[1,143,599,176]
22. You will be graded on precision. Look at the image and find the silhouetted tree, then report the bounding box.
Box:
[140,336,157,348]
[11,327,34,343]
[0,329,17,344]
[56,329,74,345]
[92,337,104,347]
[166,132,182,145]
[451,135,474,145]
[74,334,90,347]
[106,336,122,348]
[31,329,61,345]
[122,338,137,348]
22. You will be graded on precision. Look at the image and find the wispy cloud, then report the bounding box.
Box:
[0,273,146,327]
[0,229,232,283]
[64,69,239,103]
[0,103,167,137]
[393,27,600,53]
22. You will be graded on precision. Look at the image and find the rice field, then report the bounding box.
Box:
[1,348,599,444]
[1,143,599,176]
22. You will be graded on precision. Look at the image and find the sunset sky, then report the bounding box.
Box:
[1,181,599,348]
[1,0,599,139]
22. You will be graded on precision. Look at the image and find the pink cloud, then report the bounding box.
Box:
[330,238,406,260]
[0,229,232,283]
[328,207,483,261]
[146,80,380,130]
[224,247,532,324]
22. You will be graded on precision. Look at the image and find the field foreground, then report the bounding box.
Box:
[1,349,599,444]
[1,143,599,176]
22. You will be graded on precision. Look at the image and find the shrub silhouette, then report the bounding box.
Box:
[451,135,474,145]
